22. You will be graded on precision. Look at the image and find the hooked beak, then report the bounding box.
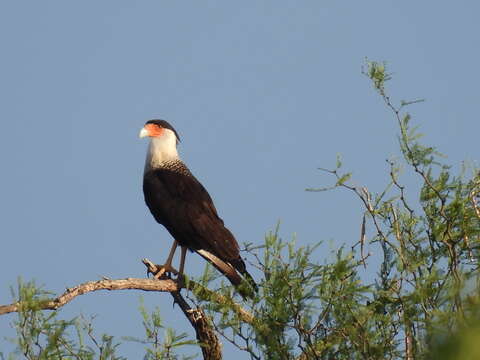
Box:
[139,127,149,138]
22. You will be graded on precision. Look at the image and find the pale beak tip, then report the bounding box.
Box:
[139,127,149,138]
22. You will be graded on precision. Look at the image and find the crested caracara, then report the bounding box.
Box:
[140,119,256,295]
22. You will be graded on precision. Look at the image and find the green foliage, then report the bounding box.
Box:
[2,279,123,360]
[190,61,480,359]
[123,298,197,360]
[2,282,195,359]
[428,296,480,360]
[3,61,479,359]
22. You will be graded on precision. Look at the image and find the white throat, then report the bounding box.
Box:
[144,130,180,172]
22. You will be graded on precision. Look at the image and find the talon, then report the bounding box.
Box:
[153,264,178,279]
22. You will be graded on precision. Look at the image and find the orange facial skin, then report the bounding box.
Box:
[144,123,165,137]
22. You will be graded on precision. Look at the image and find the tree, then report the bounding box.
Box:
[1,61,479,359]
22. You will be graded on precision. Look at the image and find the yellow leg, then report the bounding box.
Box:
[178,246,187,276]
[165,240,178,266]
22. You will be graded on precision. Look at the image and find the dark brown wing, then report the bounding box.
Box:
[143,165,243,269]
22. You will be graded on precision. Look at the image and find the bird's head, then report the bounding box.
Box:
[139,119,181,144]
[140,120,181,169]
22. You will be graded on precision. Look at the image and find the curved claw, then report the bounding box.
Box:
[153,264,178,279]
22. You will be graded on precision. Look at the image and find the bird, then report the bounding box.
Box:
[139,119,257,296]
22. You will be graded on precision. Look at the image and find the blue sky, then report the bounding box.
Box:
[1,1,479,358]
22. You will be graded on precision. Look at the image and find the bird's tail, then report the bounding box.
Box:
[197,249,257,298]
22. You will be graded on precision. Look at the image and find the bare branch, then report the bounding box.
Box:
[171,291,222,360]
[0,278,179,316]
